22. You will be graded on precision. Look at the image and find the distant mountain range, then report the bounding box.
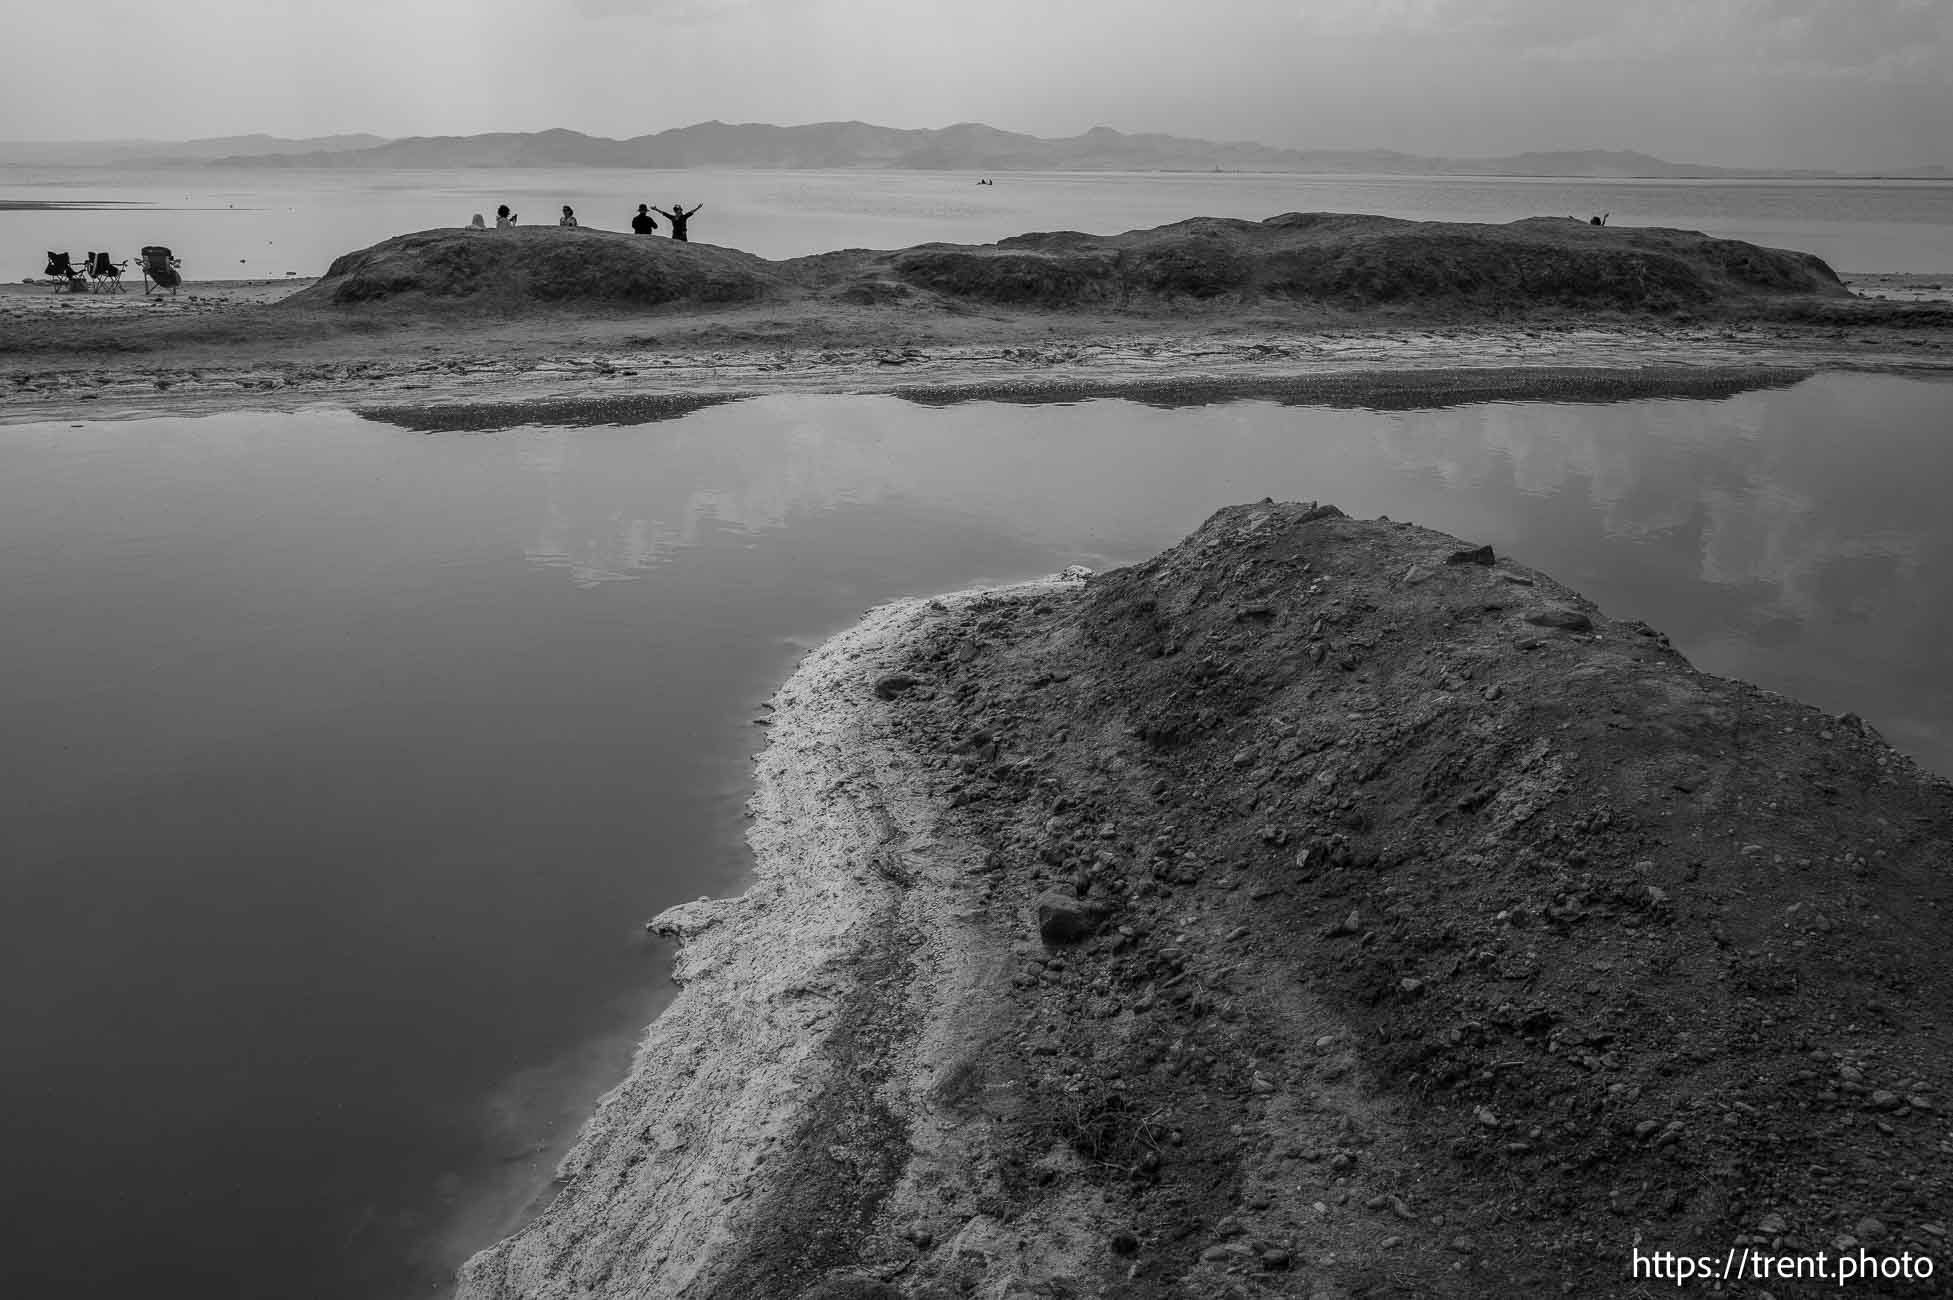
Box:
[0,133,387,165]
[4,123,1946,179]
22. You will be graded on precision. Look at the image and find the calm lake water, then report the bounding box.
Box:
[3,372,1951,1298]
[4,165,1951,277]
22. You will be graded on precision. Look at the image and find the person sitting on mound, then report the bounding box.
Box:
[650,201,702,242]
[495,205,518,228]
[630,203,658,235]
[468,213,486,229]
[559,205,579,228]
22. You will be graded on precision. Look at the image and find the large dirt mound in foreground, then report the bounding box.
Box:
[864,503,1950,1297]
[289,215,1847,317]
[448,503,1950,1300]
[877,214,1848,310]
[289,227,785,309]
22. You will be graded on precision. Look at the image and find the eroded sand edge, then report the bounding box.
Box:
[454,574,1088,1300]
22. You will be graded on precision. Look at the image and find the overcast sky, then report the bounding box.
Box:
[3,0,1947,169]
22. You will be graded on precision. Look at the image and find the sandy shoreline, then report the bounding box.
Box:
[455,573,1087,1300]
[4,271,1951,426]
[3,331,1946,428]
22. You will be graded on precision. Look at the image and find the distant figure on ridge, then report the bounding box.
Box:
[630,203,658,235]
[468,213,486,229]
[559,205,579,228]
[496,205,518,228]
[1591,212,1609,226]
[651,201,703,242]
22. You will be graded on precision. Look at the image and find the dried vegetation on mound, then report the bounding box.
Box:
[888,214,1847,311]
[292,227,784,309]
[866,502,1951,1297]
[288,214,1850,318]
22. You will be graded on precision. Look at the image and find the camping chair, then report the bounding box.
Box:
[44,251,86,293]
[139,246,182,296]
[85,251,126,293]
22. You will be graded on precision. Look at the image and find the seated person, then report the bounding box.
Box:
[496,205,518,228]
[559,205,579,228]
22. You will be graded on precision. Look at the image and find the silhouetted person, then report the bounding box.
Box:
[651,202,702,242]
[496,204,518,228]
[1591,212,1609,226]
[630,203,658,234]
[559,205,579,228]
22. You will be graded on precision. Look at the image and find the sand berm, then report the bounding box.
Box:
[303,212,1848,314]
[458,502,1952,1300]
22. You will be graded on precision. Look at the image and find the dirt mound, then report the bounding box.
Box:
[879,214,1847,312]
[868,502,1951,1296]
[283,215,1844,320]
[287,227,784,310]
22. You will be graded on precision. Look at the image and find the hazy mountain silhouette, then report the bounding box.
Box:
[197,121,1823,178]
[9,122,1916,176]
[172,133,391,159]
[0,133,387,165]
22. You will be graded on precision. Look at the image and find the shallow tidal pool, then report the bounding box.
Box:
[2,371,1949,1297]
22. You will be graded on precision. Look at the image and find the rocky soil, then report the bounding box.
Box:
[466,503,1953,1299]
[855,502,1953,1298]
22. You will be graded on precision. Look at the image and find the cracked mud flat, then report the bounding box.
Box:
[461,504,1953,1299]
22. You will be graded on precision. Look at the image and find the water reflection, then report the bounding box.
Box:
[366,391,743,433]
[1349,377,1953,759]
[889,366,1807,413]
[490,376,1953,769]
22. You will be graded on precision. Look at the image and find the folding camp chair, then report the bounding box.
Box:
[44,251,86,293]
[139,246,182,295]
[85,251,126,293]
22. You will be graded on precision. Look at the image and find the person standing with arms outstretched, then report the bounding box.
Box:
[651,201,702,242]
